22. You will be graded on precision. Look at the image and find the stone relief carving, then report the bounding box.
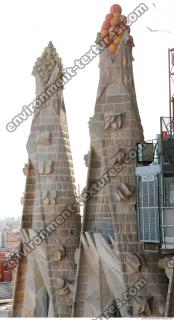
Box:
[111,148,126,165]
[41,191,49,205]
[40,191,57,205]
[115,182,133,202]
[38,160,44,175]
[32,41,63,84]
[134,296,152,317]
[57,285,70,296]
[49,191,57,205]
[50,246,65,262]
[56,278,64,289]
[38,160,53,175]
[23,161,32,176]
[126,253,145,274]
[56,278,70,296]
[104,112,124,130]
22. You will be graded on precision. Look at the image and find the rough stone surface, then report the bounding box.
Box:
[72,24,169,318]
[12,42,81,317]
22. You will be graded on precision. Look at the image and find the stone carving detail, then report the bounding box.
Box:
[56,278,65,289]
[23,161,31,176]
[104,113,124,130]
[134,296,152,317]
[32,41,63,84]
[115,183,133,202]
[111,149,126,165]
[41,191,49,205]
[45,161,53,175]
[126,253,145,274]
[37,131,51,146]
[50,246,65,262]
[56,278,70,296]
[38,160,53,175]
[158,257,174,280]
[57,284,70,296]
[40,191,57,205]
[23,164,28,176]
[38,161,44,175]
[49,191,57,205]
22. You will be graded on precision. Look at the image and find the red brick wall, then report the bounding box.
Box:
[0,253,12,282]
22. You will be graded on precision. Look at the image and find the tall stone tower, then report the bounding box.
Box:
[12,42,81,317]
[72,4,169,318]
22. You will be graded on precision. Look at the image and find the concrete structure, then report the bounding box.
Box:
[12,42,81,317]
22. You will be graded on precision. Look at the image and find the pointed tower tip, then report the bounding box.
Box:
[48,41,54,48]
[32,42,63,82]
[100,4,133,55]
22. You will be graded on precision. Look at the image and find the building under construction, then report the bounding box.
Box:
[12,4,174,318]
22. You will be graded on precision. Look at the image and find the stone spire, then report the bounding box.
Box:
[32,41,63,84]
[12,42,81,317]
[73,4,169,317]
[72,4,166,317]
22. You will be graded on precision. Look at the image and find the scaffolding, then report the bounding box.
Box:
[168,48,174,124]
[135,49,174,252]
[136,120,174,252]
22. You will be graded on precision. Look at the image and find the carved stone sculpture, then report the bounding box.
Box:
[57,284,70,296]
[50,247,65,262]
[104,113,124,130]
[40,190,57,205]
[134,296,152,317]
[115,183,133,202]
[111,149,126,165]
[38,160,53,175]
[126,253,145,274]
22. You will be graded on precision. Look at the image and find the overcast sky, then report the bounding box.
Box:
[1,0,174,218]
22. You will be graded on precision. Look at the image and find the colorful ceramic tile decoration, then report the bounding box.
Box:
[100,4,133,54]
[34,41,63,84]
